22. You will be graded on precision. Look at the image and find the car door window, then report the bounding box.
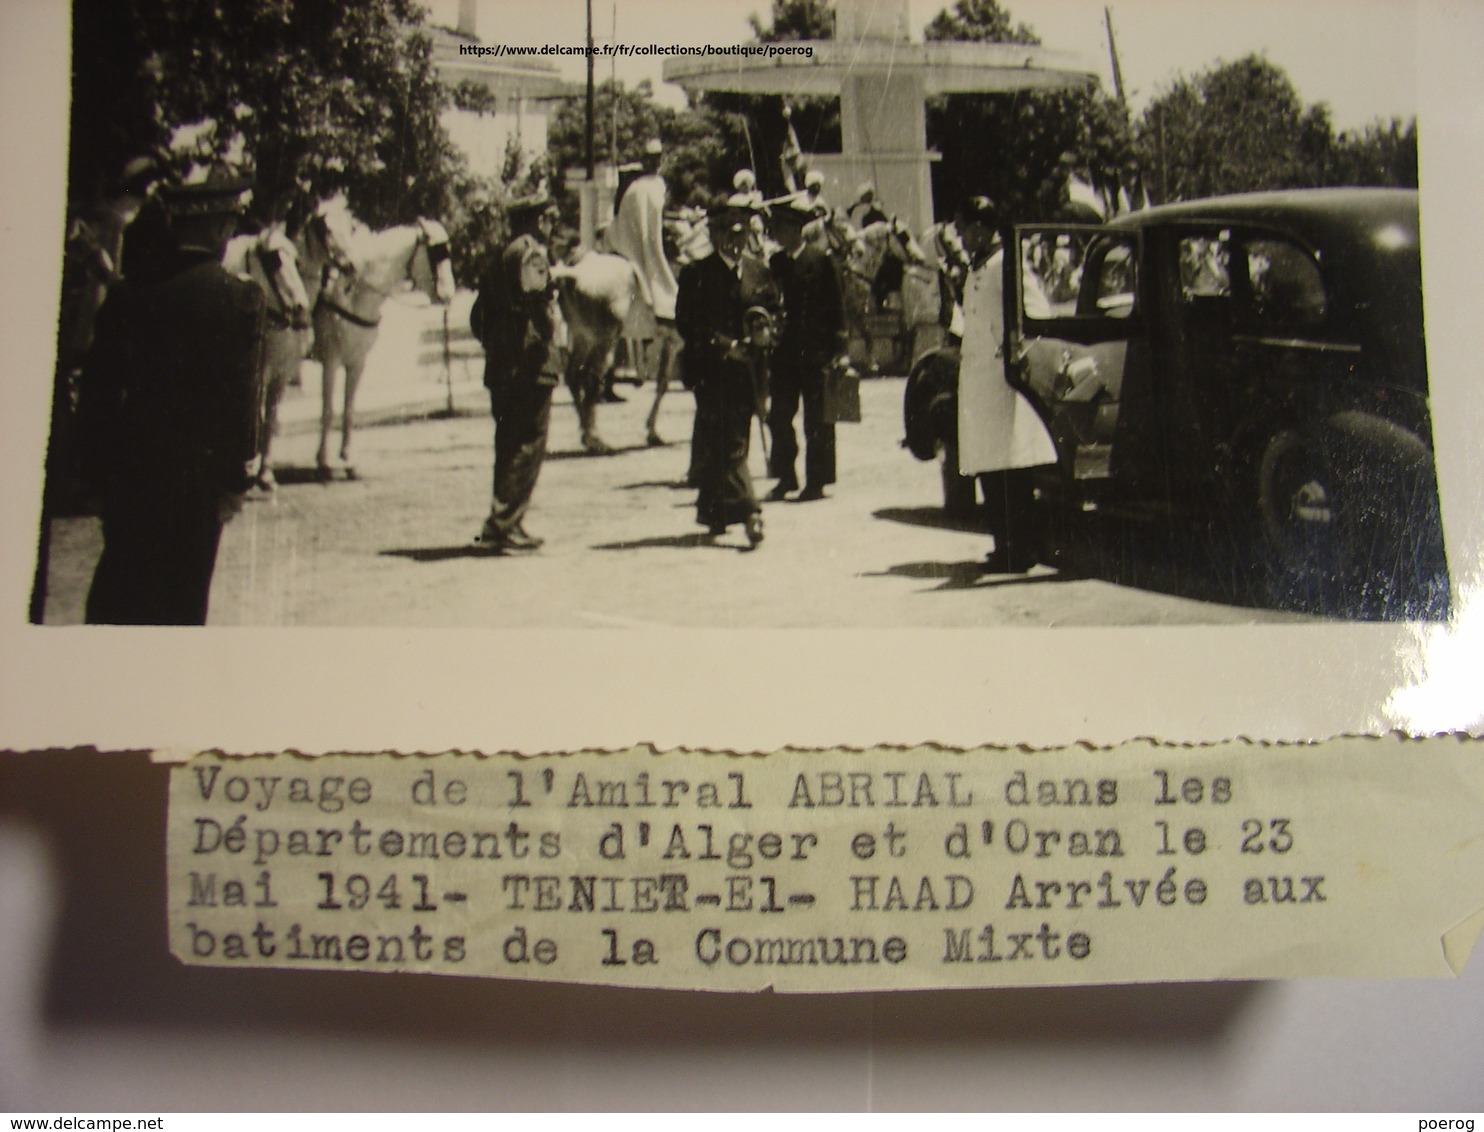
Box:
[1017,231,1137,322]
[1178,232,1232,299]
[1242,236,1327,329]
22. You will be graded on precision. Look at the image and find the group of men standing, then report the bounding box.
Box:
[65,139,1039,624]
[468,141,850,555]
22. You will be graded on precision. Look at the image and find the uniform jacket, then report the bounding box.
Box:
[675,251,749,391]
[78,246,265,499]
[770,243,845,365]
[472,233,563,390]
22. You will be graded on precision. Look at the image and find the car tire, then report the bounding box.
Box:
[1256,421,1447,618]
[1256,427,1355,611]
[903,348,981,517]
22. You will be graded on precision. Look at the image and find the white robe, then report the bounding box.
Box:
[609,173,677,322]
[956,250,1058,475]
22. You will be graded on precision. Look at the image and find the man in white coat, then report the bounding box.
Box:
[953,196,1059,573]
[609,137,681,446]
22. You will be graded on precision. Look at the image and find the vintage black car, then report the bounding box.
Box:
[903,188,1449,617]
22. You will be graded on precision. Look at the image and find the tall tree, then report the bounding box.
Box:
[66,0,461,228]
[1137,55,1335,201]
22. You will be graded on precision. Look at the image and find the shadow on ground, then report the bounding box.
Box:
[864,559,1070,592]
[269,465,337,486]
[592,532,731,552]
[618,479,693,491]
[874,505,990,535]
[546,441,656,461]
[380,544,498,563]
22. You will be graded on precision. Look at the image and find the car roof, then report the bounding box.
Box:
[1107,187,1418,246]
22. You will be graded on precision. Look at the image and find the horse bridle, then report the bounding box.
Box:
[253,238,308,331]
[316,219,449,329]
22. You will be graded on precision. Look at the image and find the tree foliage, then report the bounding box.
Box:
[1134,55,1418,201]
[699,0,840,203]
[546,79,744,212]
[1136,55,1326,200]
[923,0,1136,223]
[923,0,1036,44]
[748,0,836,41]
[67,0,462,229]
[1330,119,1419,188]
[547,0,839,219]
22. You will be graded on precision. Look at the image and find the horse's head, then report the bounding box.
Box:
[411,217,456,305]
[255,224,311,330]
[296,209,354,302]
[664,209,712,266]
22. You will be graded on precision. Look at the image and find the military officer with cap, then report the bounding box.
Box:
[675,199,769,548]
[77,160,266,624]
[765,193,847,502]
[470,192,566,553]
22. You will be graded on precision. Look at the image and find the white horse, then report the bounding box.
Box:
[553,251,642,454]
[309,216,455,479]
[222,222,311,490]
[838,219,936,373]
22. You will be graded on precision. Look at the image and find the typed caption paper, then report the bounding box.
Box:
[168,738,1484,989]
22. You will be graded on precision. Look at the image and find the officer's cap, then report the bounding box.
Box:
[507,192,557,220]
[708,198,747,233]
[767,195,815,226]
[159,161,252,216]
[959,194,1000,229]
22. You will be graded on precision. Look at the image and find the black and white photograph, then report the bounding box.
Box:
[2,0,1481,752]
[21,0,1460,632]
[1,2,1483,1115]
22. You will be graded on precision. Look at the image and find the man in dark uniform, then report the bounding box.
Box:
[470,194,565,553]
[765,195,847,502]
[77,162,265,625]
[675,203,766,548]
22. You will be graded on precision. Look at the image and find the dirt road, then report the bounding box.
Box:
[38,365,1308,628]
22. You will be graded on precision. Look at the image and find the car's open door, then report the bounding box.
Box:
[1002,224,1142,482]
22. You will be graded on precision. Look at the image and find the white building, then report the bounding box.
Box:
[424,0,576,181]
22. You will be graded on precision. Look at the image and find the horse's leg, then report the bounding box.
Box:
[645,324,675,446]
[340,352,366,478]
[567,341,596,451]
[569,333,614,455]
[317,351,338,480]
[256,343,291,489]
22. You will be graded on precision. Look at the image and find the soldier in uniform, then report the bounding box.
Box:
[675,202,768,548]
[765,195,848,502]
[470,194,566,553]
[77,162,266,625]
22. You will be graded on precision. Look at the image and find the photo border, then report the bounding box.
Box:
[1,0,1479,755]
